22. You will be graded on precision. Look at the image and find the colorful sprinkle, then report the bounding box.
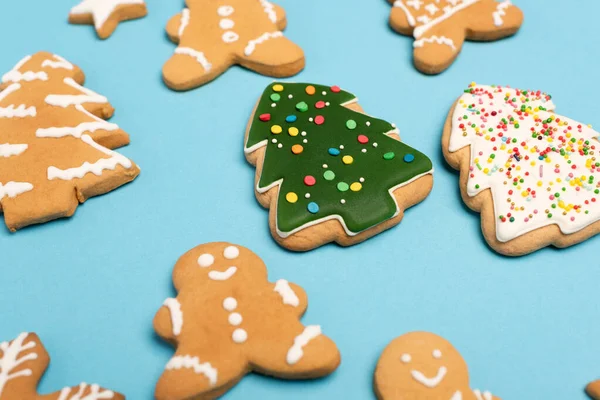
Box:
[307,202,319,213]
[304,176,316,186]
[286,192,298,203]
[273,84,284,92]
[337,182,349,192]
[315,101,326,109]
[404,154,415,163]
[286,115,297,123]
[296,102,308,112]
[271,125,282,134]
[342,155,354,165]
[315,115,325,125]
[305,85,316,95]
[259,113,270,122]
[328,148,340,156]
[331,85,341,93]
[288,127,299,136]
[357,135,369,144]
[291,144,304,154]
[346,120,357,130]
[323,170,335,180]
[350,182,362,192]
[383,152,395,160]
[270,93,281,102]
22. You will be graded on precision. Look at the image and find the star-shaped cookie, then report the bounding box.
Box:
[69,0,148,39]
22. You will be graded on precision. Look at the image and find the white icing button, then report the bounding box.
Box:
[197,253,214,268]
[219,18,235,29]
[217,5,234,16]
[222,31,239,43]
[401,354,411,363]
[432,349,442,359]
[232,328,248,343]
[223,245,239,259]
[228,313,243,326]
[223,297,237,311]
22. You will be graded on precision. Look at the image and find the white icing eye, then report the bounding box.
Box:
[217,5,234,16]
[197,253,214,267]
[232,328,248,343]
[223,297,237,311]
[228,313,243,326]
[433,349,442,359]
[223,245,240,259]
[400,354,411,363]
[222,31,239,43]
[219,18,235,29]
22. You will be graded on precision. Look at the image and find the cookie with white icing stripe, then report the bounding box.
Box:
[443,83,600,255]
[153,242,340,399]
[0,52,140,232]
[389,0,523,74]
[163,0,304,90]
[69,0,148,39]
[375,332,499,400]
[0,332,125,400]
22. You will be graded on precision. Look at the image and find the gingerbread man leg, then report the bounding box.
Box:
[466,0,523,40]
[412,22,466,75]
[237,34,305,79]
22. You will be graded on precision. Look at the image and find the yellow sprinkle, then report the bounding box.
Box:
[342,155,354,165]
[350,182,362,192]
[288,127,299,136]
[273,84,284,92]
[271,125,282,134]
[285,192,298,203]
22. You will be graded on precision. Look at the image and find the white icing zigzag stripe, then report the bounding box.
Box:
[1,55,49,83]
[57,383,115,400]
[208,266,237,281]
[0,84,37,118]
[393,1,416,26]
[259,0,277,23]
[175,47,212,72]
[0,332,38,396]
[45,78,108,108]
[165,355,218,386]
[0,144,28,158]
[413,0,480,38]
[47,134,132,181]
[413,35,456,51]
[163,298,183,336]
[286,325,321,365]
[274,279,299,307]
[42,54,74,70]
[36,104,119,138]
[0,182,33,200]
[492,0,512,27]
[178,8,190,37]
[244,31,283,56]
[473,389,493,400]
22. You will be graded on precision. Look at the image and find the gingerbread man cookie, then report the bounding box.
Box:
[375,332,499,400]
[389,0,523,74]
[443,83,600,255]
[153,242,340,399]
[163,0,305,90]
[0,332,125,400]
[69,0,148,39]
[0,52,140,232]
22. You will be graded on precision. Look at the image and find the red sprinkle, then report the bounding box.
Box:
[304,176,316,186]
[259,113,271,122]
[315,101,326,109]
[357,135,369,144]
[331,85,341,93]
[315,115,325,125]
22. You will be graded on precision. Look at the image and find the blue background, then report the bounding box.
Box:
[1,0,599,398]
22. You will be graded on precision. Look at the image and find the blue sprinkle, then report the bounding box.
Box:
[286,115,297,123]
[328,148,340,156]
[403,154,415,163]
[307,202,319,214]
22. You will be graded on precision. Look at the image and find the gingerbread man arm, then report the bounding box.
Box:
[43,383,126,400]
[412,22,466,74]
[153,301,178,343]
[587,380,600,399]
[466,0,523,40]
[389,2,416,36]
[272,3,287,30]
[272,279,308,316]
[165,11,184,43]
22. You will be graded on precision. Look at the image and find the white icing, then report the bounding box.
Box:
[432,349,442,359]
[0,332,38,396]
[286,325,321,365]
[217,5,234,17]
[0,84,36,118]
[208,266,237,281]
[259,0,277,23]
[223,245,239,259]
[1,55,49,83]
[165,355,218,386]
[450,392,463,400]
[223,297,237,311]
[197,253,215,267]
[42,54,74,70]
[0,144,27,158]
[274,279,299,307]
[424,3,439,15]
[228,313,242,326]
[0,182,33,200]
[47,134,132,181]
[406,0,424,10]
[70,0,146,30]
[400,353,411,363]
[57,383,115,400]
[412,0,480,38]
[244,31,283,56]
[45,78,108,107]
[179,8,190,37]
[36,104,118,138]
[163,298,183,336]
[219,18,235,29]
[413,35,456,51]
[222,31,239,43]
[393,1,416,26]
[492,0,512,27]
[174,47,212,72]
[473,390,493,400]
[411,366,447,388]
[232,329,247,343]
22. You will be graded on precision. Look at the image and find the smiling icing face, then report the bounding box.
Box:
[375,332,471,399]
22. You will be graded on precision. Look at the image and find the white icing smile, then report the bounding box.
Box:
[411,366,447,388]
[208,266,237,281]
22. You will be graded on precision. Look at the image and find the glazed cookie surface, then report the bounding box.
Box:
[375,332,498,400]
[245,82,433,251]
[443,83,600,255]
[0,332,125,400]
[389,0,523,74]
[163,0,304,90]
[0,52,140,232]
[153,242,340,399]
[69,0,148,39]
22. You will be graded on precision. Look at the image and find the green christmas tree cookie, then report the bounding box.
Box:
[245,82,433,251]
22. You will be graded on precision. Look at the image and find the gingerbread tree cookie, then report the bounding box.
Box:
[153,242,340,399]
[375,332,499,400]
[0,332,125,400]
[389,0,523,74]
[163,0,305,90]
[0,52,140,232]
[443,83,600,255]
[245,82,433,251]
[69,0,148,39]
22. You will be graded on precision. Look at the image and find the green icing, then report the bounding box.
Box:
[246,82,433,235]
